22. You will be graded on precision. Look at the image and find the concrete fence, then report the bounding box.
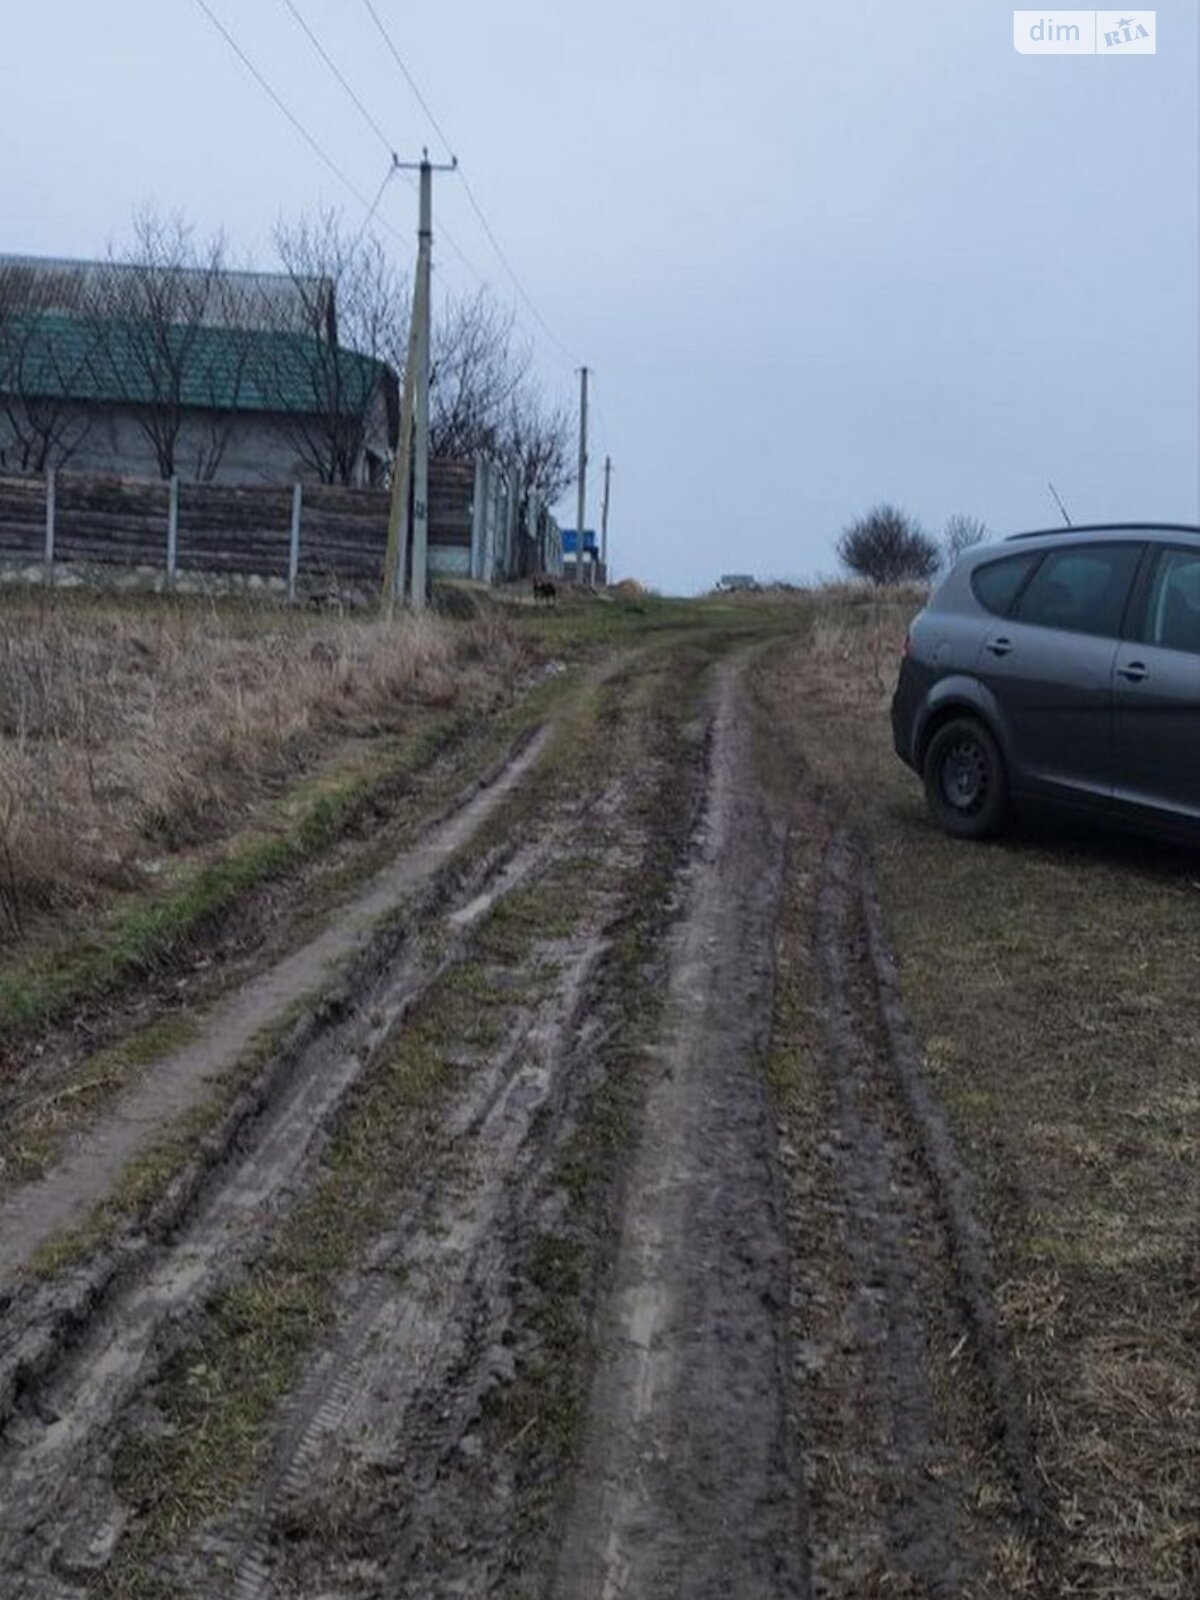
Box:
[0,461,562,597]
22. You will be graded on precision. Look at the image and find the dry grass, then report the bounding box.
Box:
[777,592,1200,1598]
[0,592,524,941]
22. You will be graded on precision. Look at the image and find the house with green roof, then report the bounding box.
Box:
[0,256,398,486]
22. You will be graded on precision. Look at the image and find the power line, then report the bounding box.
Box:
[358,0,458,162]
[275,0,490,287]
[192,0,576,404]
[279,0,397,161]
[456,166,581,367]
[350,158,399,253]
[588,375,616,478]
[191,0,381,219]
[357,0,581,368]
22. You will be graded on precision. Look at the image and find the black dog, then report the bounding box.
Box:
[532,577,557,605]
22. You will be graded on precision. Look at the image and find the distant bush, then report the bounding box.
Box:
[943,513,989,566]
[837,505,940,585]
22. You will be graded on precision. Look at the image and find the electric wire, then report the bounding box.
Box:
[288,0,575,373]
[192,0,488,288]
[279,0,397,160]
[276,0,490,286]
[349,159,399,254]
[190,0,381,220]
[358,0,458,163]
[192,0,579,429]
[357,0,582,368]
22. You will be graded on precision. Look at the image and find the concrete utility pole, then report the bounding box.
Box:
[575,366,589,587]
[600,455,612,584]
[382,150,457,617]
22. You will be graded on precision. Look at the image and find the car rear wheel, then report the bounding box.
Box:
[922,717,1008,839]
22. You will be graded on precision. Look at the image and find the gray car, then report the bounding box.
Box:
[891,523,1200,840]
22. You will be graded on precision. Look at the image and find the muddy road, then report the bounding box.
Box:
[0,628,1043,1598]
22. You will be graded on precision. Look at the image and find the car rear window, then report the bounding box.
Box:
[1014,543,1143,638]
[970,553,1039,616]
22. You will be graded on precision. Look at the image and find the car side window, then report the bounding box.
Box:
[970,553,1039,616]
[1142,548,1200,654]
[1014,544,1142,638]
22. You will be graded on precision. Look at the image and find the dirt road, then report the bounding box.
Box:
[0,622,1065,1597]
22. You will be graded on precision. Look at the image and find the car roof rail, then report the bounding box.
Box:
[1005,522,1200,543]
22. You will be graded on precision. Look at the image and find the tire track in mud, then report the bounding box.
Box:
[0,726,552,1289]
[223,881,619,1600]
[553,656,809,1600]
[802,820,1042,1595]
[0,728,553,1436]
[0,731,566,1597]
[200,711,689,1599]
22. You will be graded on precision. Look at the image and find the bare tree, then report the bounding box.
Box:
[837,505,940,585]
[269,212,406,485]
[430,290,528,460]
[0,262,95,473]
[86,207,240,479]
[943,512,989,566]
[500,383,574,507]
[185,273,266,482]
[427,288,573,508]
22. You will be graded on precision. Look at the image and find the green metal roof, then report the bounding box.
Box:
[0,313,390,417]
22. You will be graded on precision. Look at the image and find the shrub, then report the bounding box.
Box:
[837,505,940,585]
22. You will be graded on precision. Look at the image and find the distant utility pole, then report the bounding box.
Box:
[382,149,457,618]
[576,366,589,587]
[601,455,612,583]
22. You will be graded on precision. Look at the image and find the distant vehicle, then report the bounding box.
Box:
[891,524,1200,841]
[716,574,758,592]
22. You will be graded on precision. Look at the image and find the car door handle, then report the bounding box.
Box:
[984,637,1012,657]
[1117,662,1148,683]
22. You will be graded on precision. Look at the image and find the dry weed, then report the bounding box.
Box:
[0,595,524,936]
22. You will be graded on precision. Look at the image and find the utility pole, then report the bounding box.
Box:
[575,366,589,587]
[381,149,457,617]
[600,455,612,585]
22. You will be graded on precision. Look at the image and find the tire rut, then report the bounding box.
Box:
[552,655,808,1600]
[0,725,551,1289]
[804,820,1042,1595]
[223,897,616,1600]
[0,738,564,1598]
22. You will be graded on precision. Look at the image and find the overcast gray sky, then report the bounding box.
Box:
[3,1,1197,591]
